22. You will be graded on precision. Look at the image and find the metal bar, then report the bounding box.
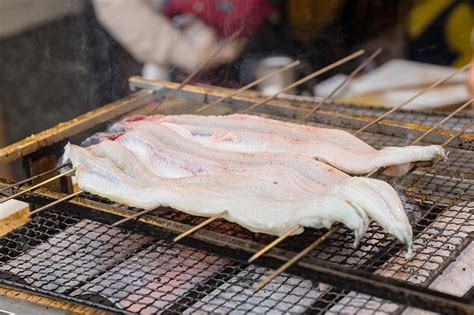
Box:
[411,99,473,145]
[353,62,471,136]
[302,48,382,121]
[241,49,365,113]
[195,60,301,113]
[0,168,75,203]
[173,214,224,242]
[255,226,339,291]
[29,189,84,216]
[0,90,157,165]
[0,163,70,194]
[247,225,301,263]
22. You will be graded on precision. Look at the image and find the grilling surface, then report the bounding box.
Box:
[0,107,472,314]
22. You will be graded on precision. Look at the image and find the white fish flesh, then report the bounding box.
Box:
[112,114,445,176]
[79,123,413,253]
[66,143,370,242]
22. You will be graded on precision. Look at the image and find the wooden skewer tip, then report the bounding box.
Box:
[247,225,301,263]
[173,213,223,242]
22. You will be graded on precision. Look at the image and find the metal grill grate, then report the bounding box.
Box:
[0,104,472,313]
[318,102,474,133]
[0,212,329,314]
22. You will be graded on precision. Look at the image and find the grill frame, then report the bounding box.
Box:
[0,77,472,314]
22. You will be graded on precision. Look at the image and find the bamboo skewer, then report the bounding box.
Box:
[111,208,157,227]
[0,163,71,194]
[241,50,365,114]
[255,226,338,292]
[245,50,382,264]
[10,53,471,289]
[171,33,240,98]
[441,120,473,147]
[254,116,470,290]
[151,33,240,114]
[196,60,301,113]
[172,52,365,242]
[247,225,301,263]
[173,213,224,242]
[302,48,382,122]
[411,99,473,145]
[254,64,473,290]
[0,168,75,204]
[29,189,84,216]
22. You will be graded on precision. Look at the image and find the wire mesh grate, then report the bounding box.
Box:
[321,103,474,133]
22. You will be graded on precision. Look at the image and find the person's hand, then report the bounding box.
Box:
[169,18,243,73]
[195,34,244,71]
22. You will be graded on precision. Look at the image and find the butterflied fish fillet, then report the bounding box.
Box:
[113,114,445,176]
[65,143,369,242]
[81,123,413,254]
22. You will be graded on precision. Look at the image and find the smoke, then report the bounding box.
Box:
[0,2,141,178]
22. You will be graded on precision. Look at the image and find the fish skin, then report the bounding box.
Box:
[66,143,367,238]
[91,123,412,248]
[113,114,446,176]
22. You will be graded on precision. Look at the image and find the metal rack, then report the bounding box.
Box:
[0,77,472,314]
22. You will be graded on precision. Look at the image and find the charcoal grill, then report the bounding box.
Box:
[0,76,472,314]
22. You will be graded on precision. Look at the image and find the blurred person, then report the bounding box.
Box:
[287,1,474,97]
[469,29,474,95]
[405,0,473,103]
[405,0,472,68]
[92,0,274,83]
[469,55,474,94]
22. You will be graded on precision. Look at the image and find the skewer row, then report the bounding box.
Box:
[254,114,473,291]
[241,49,365,114]
[251,61,472,290]
[3,52,471,292]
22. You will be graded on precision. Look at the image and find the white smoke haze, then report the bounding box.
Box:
[0,1,141,177]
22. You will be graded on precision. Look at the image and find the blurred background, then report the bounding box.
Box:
[0,0,472,178]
